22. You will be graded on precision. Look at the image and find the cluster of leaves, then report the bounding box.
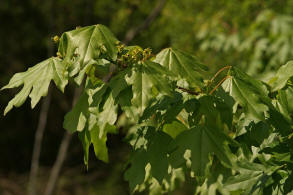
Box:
[2,24,293,194]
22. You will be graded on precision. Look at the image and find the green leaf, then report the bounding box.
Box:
[2,57,68,115]
[58,24,118,78]
[284,172,293,194]
[238,121,272,148]
[275,87,293,122]
[154,48,208,87]
[224,161,280,194]
[162,120,187,139]
[74,58,112,85]
[63,92,89,133]
[70,84,117,164]
[223,67,291,135]
[91,91,118,137]
[124,149,148,191]
[170,125,233,176]
[90,124,117,163]
[63,81,117,136]
[141,92,184,123]
[196,175,230,195]
[125,129,176,190]
[222,66,270,122]
[78,130,91,167]
[108,69,129,99]
[125,61,173,116]
[198,95,233,130]
[146,129,175,183]
[270,61,293,91]
[78,123,117,165]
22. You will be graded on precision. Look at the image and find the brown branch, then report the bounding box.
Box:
[176,86,199,95]
[123,0,167,44]
[209,75,230,95]
[44,132,72,195]
[210,65,232,83]
[43,87,82,195]
[28,89,52,195]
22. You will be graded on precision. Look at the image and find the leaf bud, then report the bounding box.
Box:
[52,35,59,43]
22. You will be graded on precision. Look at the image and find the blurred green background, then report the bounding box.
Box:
[1,0,293,194]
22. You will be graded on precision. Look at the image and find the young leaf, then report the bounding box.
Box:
[63,82,116,135]
[154,48,208,87]
[124,149,148,191]
[170,125,234,177]
[63,92,89,133]
[124,129,176,190]
[275,87,293,121]
[270,61,293,91]
[78,124,117,165]
[93,92,118,137]
[108,69,129,99]
[140,92,184,124]
[198,95,233,130]
[162,120,187,139]
[125,61,173,116]
[90,124,117,163]
[224,161,280,194]
[146,129,175,183]
[78,129,91,167]
[222,66,270,122]
[58,24,118,78]
[2,57,68,115]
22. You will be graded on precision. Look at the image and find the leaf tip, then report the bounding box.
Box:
[3,105,12,116]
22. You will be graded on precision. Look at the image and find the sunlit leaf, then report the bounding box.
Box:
[270,61,293,91]
[154,48,208,87]
[2,57,68,115]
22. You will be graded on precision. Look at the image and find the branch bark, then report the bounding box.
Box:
[43,132,72,195]
[28,90,52,195]
[176,86,200,95]
[123,0,167,44]
[43,87,81,195]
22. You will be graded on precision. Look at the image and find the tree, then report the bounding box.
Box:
[2,24,293,194]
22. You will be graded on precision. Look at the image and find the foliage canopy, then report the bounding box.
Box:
[3,24,293,194]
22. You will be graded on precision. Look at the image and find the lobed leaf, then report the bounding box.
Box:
[222,66,270,122]
[169,125,234,177]
[58,24,118,82]
[124,128,176,191]
[2,57,68,115]
[270,61,293,91]
[63,92,89,133]
[124,149,148,191]
[125,61,173,116]
[154,48,208,87]
[224,161,280,194]
[64,82,117,164]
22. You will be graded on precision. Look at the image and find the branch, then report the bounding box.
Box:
[28,89,52,195]
[123,0,167,44]
[44,87,82,195]
[210,65,232,83]
[209,75,230,95]
[43,132,72,195]
[176,86,199,95]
